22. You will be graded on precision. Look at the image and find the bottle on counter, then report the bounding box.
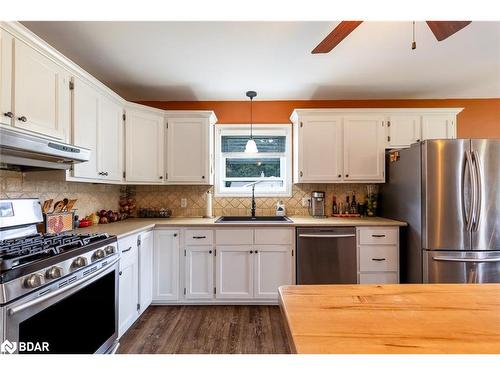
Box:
[351,192,357,214]
[332,195,338,215]
[345,194,350,214]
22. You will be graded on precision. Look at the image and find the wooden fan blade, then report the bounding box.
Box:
[312,21,363,54]
[426,21,472,41]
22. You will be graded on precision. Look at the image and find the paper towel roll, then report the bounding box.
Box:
[204,190,213,218]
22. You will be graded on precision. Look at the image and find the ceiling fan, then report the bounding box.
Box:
[312,21,472,54]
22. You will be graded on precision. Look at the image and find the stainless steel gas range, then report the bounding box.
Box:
[0,198,119,354]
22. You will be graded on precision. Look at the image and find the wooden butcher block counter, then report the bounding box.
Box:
[279,284,500,354]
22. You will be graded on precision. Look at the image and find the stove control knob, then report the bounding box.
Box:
[104,245,116,255]
[46,266,63,279]
[72,256,88,269]
[24,273,43,289]
[93,249,106,260]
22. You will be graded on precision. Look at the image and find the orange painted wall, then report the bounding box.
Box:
[138,99,500,138]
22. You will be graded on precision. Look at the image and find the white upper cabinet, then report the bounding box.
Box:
[97,94,123,181]
[343,115,385,182]
[165,112,216,185]
[421,114,456,140]
[125,105,165,183]
[294,116,343,183]
[12,38,71,141]
[0,29,13,126]
[387,115,421,148]
[72,77,99,179]
[72,77,124,182]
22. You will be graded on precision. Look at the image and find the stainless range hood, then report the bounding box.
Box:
[0,127,90,170]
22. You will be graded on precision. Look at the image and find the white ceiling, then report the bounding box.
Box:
[22,21,500,101]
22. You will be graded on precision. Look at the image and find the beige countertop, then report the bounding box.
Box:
[74,216,406,239]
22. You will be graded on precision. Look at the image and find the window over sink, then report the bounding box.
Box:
[215,125,292,197]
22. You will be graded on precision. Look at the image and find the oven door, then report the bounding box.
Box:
[423,250,500,283]
[4,257,119,354]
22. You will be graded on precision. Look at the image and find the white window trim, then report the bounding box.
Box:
[215,124,292,198]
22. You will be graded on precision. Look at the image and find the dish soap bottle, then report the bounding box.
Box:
[276,201,286,217]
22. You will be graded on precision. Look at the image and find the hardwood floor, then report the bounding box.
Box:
[118,305,291,354]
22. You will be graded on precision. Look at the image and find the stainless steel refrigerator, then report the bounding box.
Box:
[380,139,500,283]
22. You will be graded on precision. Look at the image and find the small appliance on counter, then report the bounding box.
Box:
[309,191,326,218]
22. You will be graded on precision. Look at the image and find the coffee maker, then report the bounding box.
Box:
[309,191,326,217]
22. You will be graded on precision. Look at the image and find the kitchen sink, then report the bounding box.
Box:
[215,216,293,223]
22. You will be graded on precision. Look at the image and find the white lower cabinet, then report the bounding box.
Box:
[118,230,154,338]
[153,230,180,302]
[254,245,293,299]
[138,230,154,314]
[357,227,400,284]
[185,245,214,299]
[215,245,254,300]
[118,234,139,338]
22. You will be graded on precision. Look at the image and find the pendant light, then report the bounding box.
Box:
[244,90,258,153]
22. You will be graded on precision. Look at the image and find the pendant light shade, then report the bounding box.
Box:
[245,90,258,154]
[244,138,258,153]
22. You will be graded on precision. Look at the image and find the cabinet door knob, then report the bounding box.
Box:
[202,176,205,179]
[338,174,341,178]
[17,116,27,122]
[299,171,303,177]
[345,174,349,178]
[3,111,13,118]
[209,250,212,254]
[104,172,108,176]
[159,176,163,179]
[254,250,258,254]
[249,250,253,254]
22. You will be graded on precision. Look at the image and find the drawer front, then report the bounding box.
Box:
[359,272,399,284]
[358,227,398,245]
[118,234,138,270]
[359,245,398,272]
[184,229,214,245]
[254,228,294,245]
[216,229,254,245]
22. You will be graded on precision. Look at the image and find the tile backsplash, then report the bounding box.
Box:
[0,170,376,218]
[0,170,120,217]
[134,183,376,217]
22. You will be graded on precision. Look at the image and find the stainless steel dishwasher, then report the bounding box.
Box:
[296,227,357,284]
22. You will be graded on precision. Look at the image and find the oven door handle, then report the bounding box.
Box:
[432,256,500,263]
[8,257,119,317]
[299,234,355,238]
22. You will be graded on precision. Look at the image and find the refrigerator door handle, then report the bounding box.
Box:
[463,151,475,232]
[471,150,482,232]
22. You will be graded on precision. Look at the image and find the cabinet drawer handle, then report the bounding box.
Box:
[193,236,206,239]
[17,115,27,122]
[371,258,386,261]
[372,234,386,238]
[121,246,132,253]
[3,111,13,118]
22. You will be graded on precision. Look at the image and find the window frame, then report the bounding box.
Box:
[215,124,292,197]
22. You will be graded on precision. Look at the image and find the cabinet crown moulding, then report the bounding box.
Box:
[290,108,464,122]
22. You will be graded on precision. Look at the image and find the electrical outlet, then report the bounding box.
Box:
[180,198,187,208]
[302,198,311,207]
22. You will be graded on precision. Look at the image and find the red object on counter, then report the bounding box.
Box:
[78,219,93,228]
